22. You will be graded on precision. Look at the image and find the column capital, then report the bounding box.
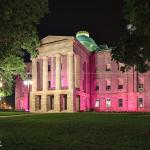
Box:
[67,52,74,56]
[43,56,48,60]
[55,53,61,58]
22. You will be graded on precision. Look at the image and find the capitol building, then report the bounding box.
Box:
[15,31,150,112]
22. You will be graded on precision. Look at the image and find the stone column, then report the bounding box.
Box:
[55,54,61,90]
[51,57,55,88]
[30,93,35,112]
[74,55,80,88]
[43,56,48,91]
[54,93,60,112]
[67,92,74,112]
[31,58,37,92]
[41,95,47,112]
[30,58,36,112]
[67,52,74,90]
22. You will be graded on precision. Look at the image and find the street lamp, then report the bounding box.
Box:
[127,24,136,36]
[0,82,2,88]
[23,73,32,111]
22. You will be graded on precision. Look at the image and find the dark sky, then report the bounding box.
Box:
[38,0,127,46]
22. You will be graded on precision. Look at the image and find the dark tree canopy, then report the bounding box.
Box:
[0,0,49,96]
[111,0,150,73]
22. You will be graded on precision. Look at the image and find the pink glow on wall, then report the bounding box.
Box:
[15,77,29,111]
[15,63,31,111]
[61,55,68,89]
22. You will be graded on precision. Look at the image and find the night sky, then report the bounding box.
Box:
[38,0,127,46]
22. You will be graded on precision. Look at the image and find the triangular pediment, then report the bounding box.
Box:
[41,35,74,45]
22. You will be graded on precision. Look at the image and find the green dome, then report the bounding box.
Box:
[76,31,99,51]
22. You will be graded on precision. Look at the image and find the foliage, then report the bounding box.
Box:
[111,0,150,72]
[0,0,49,96]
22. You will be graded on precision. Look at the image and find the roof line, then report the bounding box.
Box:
[41,39,68,46]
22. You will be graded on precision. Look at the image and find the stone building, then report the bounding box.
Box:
[15,31,150,112]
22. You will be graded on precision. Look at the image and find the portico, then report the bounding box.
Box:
[30,36,75,112]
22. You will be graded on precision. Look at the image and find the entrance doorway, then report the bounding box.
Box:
[47,95,54,111]
[35,95,41,111]
[76,96,80,112]
[60,94,67,111]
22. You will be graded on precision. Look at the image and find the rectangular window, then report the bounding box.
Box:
[106,85,111,90]
[118,99,123,107]
[118,78,123,89]
[138,98,144,108]
[48,81,51,89]
[119,63,125,72]
[106,80,111,91]
[120,66,125,72]
[138,84,144,88]
[138,78,144,91]
[106,64,111,71]
[106,98,111,108]
[95,100,100,108]
[48,65,51,72]
[95,85,99,91]
[118,85,123,89]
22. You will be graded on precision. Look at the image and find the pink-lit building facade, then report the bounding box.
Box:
[15,31,150,112]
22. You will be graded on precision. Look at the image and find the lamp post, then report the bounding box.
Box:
[23,73,32,111]
[127,24,136,36]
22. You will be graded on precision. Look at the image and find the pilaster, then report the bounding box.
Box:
[54,93,60,112]
[43,56,48,91]
[32,58,37,92]
[55,54,61,90]
[67,52,74,90]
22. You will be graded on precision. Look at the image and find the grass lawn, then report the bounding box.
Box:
[0,111,30,116]
[0,113,150,150]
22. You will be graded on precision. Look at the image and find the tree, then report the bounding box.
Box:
[111,0,150,73]
[0,0,49,96]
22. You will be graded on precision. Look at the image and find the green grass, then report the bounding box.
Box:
[0,113,150,150]
[0,111,29,116]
